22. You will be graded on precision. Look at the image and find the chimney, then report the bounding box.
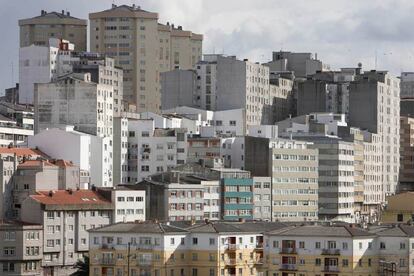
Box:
[112,4,117,8]
[61,10,64,15]
[67,11,70,16]
[48,191,53,197]
[172,24,175,29]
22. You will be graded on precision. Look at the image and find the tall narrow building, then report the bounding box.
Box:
[349,71,400,196]
[89,4,203,113]
[19,10,87,51]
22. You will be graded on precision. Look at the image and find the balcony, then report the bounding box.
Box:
[323,265,340,272]
[136,244,155,250]
[137,259,152,266]
[280,247,297,254]
[321,249,340,255]
[279,264,297,271]
[255,258,264,265]
[100,244,115,250]
[226,244,240,251]
[255,242,264,250]
[99,258,116,265]
[224,258,237,266]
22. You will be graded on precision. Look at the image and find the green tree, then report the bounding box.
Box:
[71,255,89,276]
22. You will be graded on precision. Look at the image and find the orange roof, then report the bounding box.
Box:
[0,147,47,157]
[50,160,76,167]
[30,190,111,206]
[18,160,57,168]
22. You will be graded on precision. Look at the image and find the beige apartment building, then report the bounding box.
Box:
[89,4,203,113]
[19,10,87,51]
[270,138,319,221]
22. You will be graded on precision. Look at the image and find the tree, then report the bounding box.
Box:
[71,255,89,276]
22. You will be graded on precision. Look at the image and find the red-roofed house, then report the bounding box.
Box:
[21,189,112,275]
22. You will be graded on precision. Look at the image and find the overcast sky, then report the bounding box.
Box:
[2,0,414,93]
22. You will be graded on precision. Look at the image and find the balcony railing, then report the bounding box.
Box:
[101,244,115,250]
[323,265,340,272]
[137,259,152,266]
[224,258,237,266]
[279,264,297,271]
[255,258,264,265]
[99,258,116,265]
[280,247,297,254]
[321,248,341,255]
[135,244,155,250]
[226,244,240,251]
[255,242,264,249]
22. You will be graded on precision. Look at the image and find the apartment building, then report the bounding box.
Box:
[29,126,114,187]
[34,73,113,137]
[400,116,414,192]
[349,70,400,197]
[19,38,75,104]
[270,138,319,222]
[19,10,87,51]
[0,114,34,147]
[11,159,80,219]
[0,148,48,219]
[401,72,414,98]
[127,119,187,183]
[253,177,272,221]
[161,69,198,110]
[0,220,43,276]
[89,220,286,276]
[264,225,376,275]
[89,4,202,113]
[72,54,125,116]
[21,189,113,276]
[97,186,146,223]
[139,174,208,222]
[269,75,294,122]
[264,51,329,78]
[0,102,34,131]
[381,192,414,223]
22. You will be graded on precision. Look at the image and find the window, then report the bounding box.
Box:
[397,213,404,222]
[209,238,215,245]
[342,259,349,267]
[315,242,321,249]
[380,242,386,249]
[117,197,125,202]
[193,238,198,245]
[3,247,15,256]
[315,258,321,266]
[400,242,406,250]
[342,242,348,250]
[299,241,305,249]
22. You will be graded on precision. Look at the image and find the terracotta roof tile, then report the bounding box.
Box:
[0,147,48,158]
[18,160,57,168]
[30,190,111,206]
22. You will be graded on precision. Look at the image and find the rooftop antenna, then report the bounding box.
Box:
[375,49,377,70]
[11,62,14,85]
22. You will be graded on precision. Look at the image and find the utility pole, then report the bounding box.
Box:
[127,242,131,276]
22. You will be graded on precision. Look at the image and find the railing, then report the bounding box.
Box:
[280,247,297,254]
[321,248,341,255]
[226,244,240,250]
[137,259,152,266]
[101,244,115,250]
[135,244,155,250]
[255,258,264,264]
[224,258,237,265]
[255,242,264,249]
[280,264,297,271]
[323,265,340,272]
[99,258,116,265]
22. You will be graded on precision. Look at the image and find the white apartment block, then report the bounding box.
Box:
[29,126,113,187]
[89,4,202,113]
[0,115,33,147]
[109,188,145,223]
[19,38,75,104]
[349,71,400,197]
[127,119,187,183]
[311,138,355,222]
[113,117,129,184]
[270,139,319,222]
[201,180,221,221]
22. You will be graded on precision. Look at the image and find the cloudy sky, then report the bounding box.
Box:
[1,0,414,93]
